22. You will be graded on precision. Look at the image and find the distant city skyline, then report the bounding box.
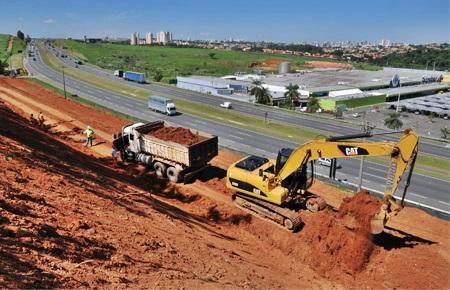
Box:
[1,0,449,44]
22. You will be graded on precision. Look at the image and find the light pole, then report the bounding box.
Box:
[61,66,67,99]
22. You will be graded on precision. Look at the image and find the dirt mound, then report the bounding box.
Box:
[302,191,380,273]
[150,126,206,145]
[305,61,352,69]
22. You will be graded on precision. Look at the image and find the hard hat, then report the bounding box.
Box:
[87,125,91,129]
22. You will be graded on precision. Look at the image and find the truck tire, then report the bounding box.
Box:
[154,162,166,178]
[166,166,180,183]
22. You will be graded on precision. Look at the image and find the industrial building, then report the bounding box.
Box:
[177,76,235,96]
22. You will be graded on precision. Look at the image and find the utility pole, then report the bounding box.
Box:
[61,66,67,99]
[396,81,402,113]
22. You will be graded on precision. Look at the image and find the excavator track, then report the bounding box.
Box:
[232,194,303,232]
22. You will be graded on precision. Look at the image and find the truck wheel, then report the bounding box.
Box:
[154,162,166,178]
[166,166,180,183]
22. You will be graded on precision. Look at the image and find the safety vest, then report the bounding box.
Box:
[85,128,94,138]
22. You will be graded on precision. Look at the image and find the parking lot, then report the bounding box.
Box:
[346,103,449,139]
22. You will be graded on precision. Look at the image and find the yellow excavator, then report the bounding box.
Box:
[226,129,419,234]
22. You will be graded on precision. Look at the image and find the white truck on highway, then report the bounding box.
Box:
[113,121,218,183]
[148,95,177,116]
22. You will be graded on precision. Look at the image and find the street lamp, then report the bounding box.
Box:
[61,66,67,99]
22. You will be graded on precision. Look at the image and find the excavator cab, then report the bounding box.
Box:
[276,148,314,195]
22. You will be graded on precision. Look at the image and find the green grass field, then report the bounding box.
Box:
[0,34,25,69]
[0,34,11,62]
[53,39,324,83]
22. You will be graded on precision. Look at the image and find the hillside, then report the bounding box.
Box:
[0,76,449,289]
[370,46,450,71]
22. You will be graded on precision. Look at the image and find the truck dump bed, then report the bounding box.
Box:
[133,121,218,167]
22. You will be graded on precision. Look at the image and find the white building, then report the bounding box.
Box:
[130,32,139,45]
[156,31,172,44]
[379,39,391,47]
[146,32,153,44]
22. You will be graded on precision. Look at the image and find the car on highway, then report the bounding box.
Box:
[220,102,232,109]
[316,158,342,168]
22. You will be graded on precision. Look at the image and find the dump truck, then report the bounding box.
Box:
[123,71,146,83]
[114,121,218,183]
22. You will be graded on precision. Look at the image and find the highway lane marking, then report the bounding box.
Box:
[235,131,252,137]
[409,193,428,199]
[228,120,245,126]
[438,200,450,206]
[363,172,385,180]
[228,134,244,141]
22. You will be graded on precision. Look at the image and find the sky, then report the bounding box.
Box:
[1,0,449,44]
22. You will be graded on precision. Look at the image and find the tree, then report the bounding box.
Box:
[0,60,6,75]
[307,96,321,112]
[16,30,24,41]
[208,52,216,59]
[284,83,299,107]
[384,112,403,130]
[441,127,449,139]
[153,70,163,82]
[250,81,271,105]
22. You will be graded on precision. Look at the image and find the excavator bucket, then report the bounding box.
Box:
[369,210,387,235]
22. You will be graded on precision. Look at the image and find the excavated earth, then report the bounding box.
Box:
[150,126,207,146]
[0,77,449,289]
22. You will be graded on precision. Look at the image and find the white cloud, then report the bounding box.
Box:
[18,17,24,22]
[43,18,55,24]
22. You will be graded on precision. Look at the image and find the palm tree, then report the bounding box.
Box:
[384,112,403,130]
[250,81,271,105]
[307,96,321,112]
[284,83,299,107]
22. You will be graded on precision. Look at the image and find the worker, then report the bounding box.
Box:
[84,125,94,147]
[30,113,38,125]
[38,112,45,127]
[111,143,118,166]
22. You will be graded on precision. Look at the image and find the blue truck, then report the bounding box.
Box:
[123,71,146,83]
[148,95,177,116]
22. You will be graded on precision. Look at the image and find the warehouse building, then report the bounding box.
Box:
[176,76,248,96]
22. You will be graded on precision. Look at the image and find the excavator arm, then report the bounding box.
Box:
[276,129,419,233]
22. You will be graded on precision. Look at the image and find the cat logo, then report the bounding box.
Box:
[345,147,359,156]
[253,188,261,194]
[338,145,369,156]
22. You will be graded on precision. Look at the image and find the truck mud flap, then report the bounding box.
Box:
[183,164,210,184]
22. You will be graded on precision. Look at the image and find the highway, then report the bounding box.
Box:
[24,44,450,214]
[50,45,450,159]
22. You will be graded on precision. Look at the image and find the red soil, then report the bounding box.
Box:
[150,126,207,145]
[305,61,352,69]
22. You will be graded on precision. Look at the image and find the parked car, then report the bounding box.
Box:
[352,112,361,118]
[220,102,232,109]
[317,158,342,168]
